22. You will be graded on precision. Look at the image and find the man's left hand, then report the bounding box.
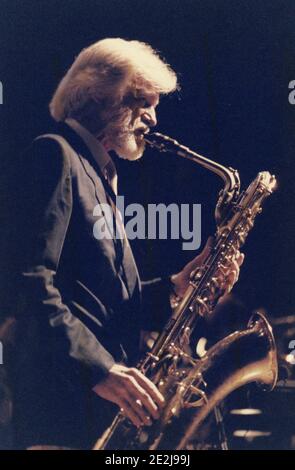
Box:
[171,237,245,299]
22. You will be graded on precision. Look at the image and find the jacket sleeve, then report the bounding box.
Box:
[14,137,115,386]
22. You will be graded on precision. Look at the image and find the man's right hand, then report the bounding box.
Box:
[93,364,165,428]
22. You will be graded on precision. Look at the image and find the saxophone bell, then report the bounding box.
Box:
[175,311,278,450]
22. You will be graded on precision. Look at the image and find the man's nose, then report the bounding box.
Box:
[142,107,157,127]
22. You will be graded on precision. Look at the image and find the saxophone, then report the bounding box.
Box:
[94,132,278,450]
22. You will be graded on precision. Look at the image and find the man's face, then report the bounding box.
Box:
[101,89,159,161]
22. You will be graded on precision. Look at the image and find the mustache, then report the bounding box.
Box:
[134,126,150,135]
[110,126,150,140]
[101,112,150,141]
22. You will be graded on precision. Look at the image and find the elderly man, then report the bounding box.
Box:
[10,38,243,449]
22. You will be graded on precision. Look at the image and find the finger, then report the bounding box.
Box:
[224,271,236,293]
[122,374,160,420]
[119,400,142,428]
[215,266,236,293]
[129,382,160,420]
[129,369,165,407]
[137,391,160,420]
[229,258,240,283]
[126,398,153,427]
[236,252,245,267]
[129,369,165,410]
[218,258,239,282]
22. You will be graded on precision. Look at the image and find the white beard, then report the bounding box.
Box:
[111,132,145,161]
[100,107,146,161]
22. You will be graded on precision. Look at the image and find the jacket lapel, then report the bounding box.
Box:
[55,123,140,298]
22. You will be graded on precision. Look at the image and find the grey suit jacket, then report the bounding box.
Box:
[8,122,171,449]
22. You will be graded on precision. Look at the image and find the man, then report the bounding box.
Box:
[10,38,243,449]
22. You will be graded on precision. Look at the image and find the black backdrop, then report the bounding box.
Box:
[1,0,295,318]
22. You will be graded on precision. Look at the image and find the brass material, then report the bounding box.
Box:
[175,312,278,449]
[93,133,278,450]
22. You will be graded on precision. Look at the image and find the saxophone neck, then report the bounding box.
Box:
[144,132,240,225]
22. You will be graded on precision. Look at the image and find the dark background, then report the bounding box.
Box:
[0,0,294,319]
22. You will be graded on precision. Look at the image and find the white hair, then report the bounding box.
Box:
[49,38,178,122]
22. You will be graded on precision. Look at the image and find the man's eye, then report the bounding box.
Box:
[137,97,150,108]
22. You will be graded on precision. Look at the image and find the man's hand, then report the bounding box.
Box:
[171,237,245,299]
[93,364,165,428]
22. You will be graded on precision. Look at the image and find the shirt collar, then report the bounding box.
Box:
[65,118,117,193]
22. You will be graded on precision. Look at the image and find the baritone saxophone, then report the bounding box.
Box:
[94,132,278,450]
